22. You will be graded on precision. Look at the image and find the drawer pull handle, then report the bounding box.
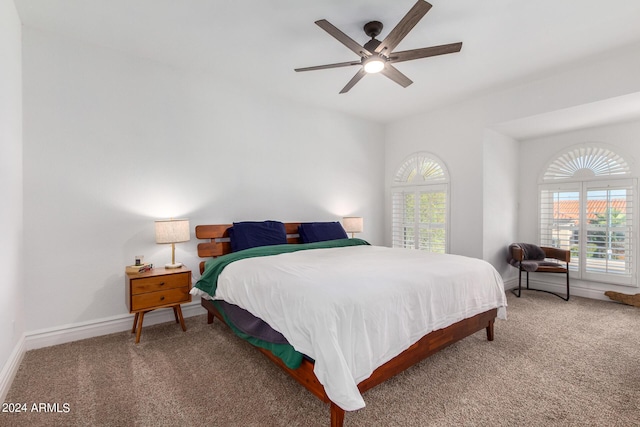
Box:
[160,296,165,301]
[159,282,165,286]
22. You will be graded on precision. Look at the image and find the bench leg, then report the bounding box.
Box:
[511,268,523,298]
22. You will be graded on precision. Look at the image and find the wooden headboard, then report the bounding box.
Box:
[195,223,302,274]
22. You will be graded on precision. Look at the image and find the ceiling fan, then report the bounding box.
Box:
[294,0,462,94]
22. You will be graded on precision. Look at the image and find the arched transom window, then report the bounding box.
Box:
[394,152,449,184]
[542,145,630,181]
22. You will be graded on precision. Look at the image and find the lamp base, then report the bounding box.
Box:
[165,262,183,269]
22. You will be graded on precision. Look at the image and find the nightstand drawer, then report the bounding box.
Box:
[131,287,190,311]
[130,272,189,295]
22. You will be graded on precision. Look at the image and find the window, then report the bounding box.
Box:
[539,144,636,286]
[392,152,449,253]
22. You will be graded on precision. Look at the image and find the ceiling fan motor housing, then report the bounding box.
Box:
[363,21,383,38]
[364,38,382,53]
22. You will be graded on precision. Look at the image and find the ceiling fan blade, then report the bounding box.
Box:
[295,61,361,72]
[315,19,372,57]
[380,64,413,88]
[339,69,367,94]
[389,42,462,63]
[376,0,432,54]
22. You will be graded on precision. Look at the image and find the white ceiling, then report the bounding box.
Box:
[14,0,640,129]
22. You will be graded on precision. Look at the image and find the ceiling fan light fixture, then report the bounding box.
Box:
[363,57,385,73]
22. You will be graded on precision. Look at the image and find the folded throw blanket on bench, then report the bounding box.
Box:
[508,243,558,272]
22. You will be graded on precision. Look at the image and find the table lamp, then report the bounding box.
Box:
[155,219,190,268]
[343,216,363,238]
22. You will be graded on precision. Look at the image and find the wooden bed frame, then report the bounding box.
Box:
[196,223,497,427]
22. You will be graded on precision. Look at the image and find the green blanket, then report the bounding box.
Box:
[195,238,370,369]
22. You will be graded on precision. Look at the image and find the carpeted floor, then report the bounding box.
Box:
[2,292,639,426]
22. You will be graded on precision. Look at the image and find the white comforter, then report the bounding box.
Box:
[212,245,507,411]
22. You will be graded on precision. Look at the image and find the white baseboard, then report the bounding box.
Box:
[0,334,26,403]
[504,277,617,301]
[24,301,207,351]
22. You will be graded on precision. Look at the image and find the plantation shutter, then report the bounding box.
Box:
[540,180,636,284]
[392,190,415,249]
[583,179,634,281]
[539,183,581,272]
[392,184,448,252]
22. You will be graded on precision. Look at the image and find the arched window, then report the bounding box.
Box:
[539,143,636,286]
[391,152,449,253]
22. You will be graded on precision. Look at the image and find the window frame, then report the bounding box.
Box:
[391,152,450,253]
[538,144,637,287]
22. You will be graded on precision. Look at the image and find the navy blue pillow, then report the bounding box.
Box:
[229,221,288,252]
[298,222,348,243]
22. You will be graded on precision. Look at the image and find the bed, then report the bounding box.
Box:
[192,222,507,426]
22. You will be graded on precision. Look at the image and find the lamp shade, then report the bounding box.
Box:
[155,219,190,244]
[342,217,363,234]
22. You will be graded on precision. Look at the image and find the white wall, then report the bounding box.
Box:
[483,130,519,279]
[0,0,25,399]
[22,28,385,334]
[386,45,640,279]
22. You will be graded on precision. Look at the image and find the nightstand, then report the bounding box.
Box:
[125,267,192,343]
